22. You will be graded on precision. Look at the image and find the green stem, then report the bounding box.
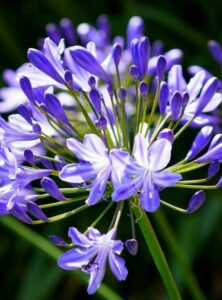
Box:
[0,216,123,300]
[132,200,182,300]
[153,210,207,300]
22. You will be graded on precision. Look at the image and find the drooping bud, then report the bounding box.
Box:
[41,177,66,201]
[187,190,205,213]
[89,88,101,113]
[125,239,138,256]
[186,126,213,160]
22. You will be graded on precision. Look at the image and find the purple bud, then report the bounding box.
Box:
[27,49,65,84]
[195,77,218,116]
[208,40,222,65]
[139,81,149,97]
[20,76,35,103]
[69,46,112,84]
[182,92,189,107]
[208,161,220,179]
[107,84,114,97]
[125,239,138,255]
[158,129,174,143]
[139,36,150,77]
[156,55,166,80]
[151,40,164,56]
[60,18,76,45]
[170,91,183,120]
[187,190,205,213]
[24,149,35,166]
[39,103,48,113]
[89,88,101,113]
[27,201,48,221]
[208,134,222,150]
[97,15,110,43]
[158,82,169,115]
[88,76,96,88]
[112,43,122,66]
[64,70,73,86]
[196,143,222,163]
[18,105,32,124]
[186,126,213,160]
[33,123,41,134]
[49,235,68,247]
[95,116,107,129]
[127,16,144,47]
[45,93,69,125]
[41,177,65,201]
[113,36,125,48]
[46,23,61,44]
[130,65,139,81]
[119,88,127,102]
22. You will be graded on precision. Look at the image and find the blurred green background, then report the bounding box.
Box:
[0,0,222,299]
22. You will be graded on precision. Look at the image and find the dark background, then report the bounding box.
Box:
[0,0,222,299]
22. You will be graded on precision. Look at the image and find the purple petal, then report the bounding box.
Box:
[109,252,128,281]
[140,175,160,212]
[148,138,172,171]
[112,175,143,201]
[152,171,182,188]
[168,65,187,92]
[69,46,112,83]
[187,190,205,213]
[27,48,64,84]
[58,247,97,270]
[195,77,218,116]
[45,93,69,124]
[187,71,205,101]
[41,177,65,201]
[68,227,91,246]
[112,240,124,254]
[186,126,213,160]
[19,76,35,103]
[0,201,8,215]
[158,129,174,144]
[83,134,108,157]
[11,204,33,224]
[133,134,148,167]
[59,162,97,183]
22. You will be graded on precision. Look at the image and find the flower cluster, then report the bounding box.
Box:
[0,15,222,294]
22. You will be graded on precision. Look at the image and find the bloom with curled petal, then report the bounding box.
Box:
[111,134,182,212]
[58,227,128,295]
[59,134,112,205]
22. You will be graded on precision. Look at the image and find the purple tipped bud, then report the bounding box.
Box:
[41,177,65,201]
[158,129,174,143]
[27,202,48,221]
[196,143,222,163]
[89,88,101,113]
[139,81,149,97]
[112,43,122,66]
[88,76,96,88]
[127,16,144,47]
[125,239,138,256]
[60,18,76,45]
[20,76,35,103]
[130,65,139,81]
[157,55,166,80]
[69,46,112,84]
[195,77,218,116]
[24,149,35,166]
[49,235,68,247]
[187,190,205,213]
[33,123,41,134]
[46,23,61,44]
[170,91,183,120]
[45,93,69,125]
[64,70,73,86]
[95,116,107,129]
[208,162,220,179]
[27,49,65,84]
[158,82,169,115]
[18,105,32,124]
[208,40,222,65]
[186,126,213,160]
[208,134,222,150]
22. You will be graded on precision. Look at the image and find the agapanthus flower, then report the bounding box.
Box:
[58,227,128,295]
